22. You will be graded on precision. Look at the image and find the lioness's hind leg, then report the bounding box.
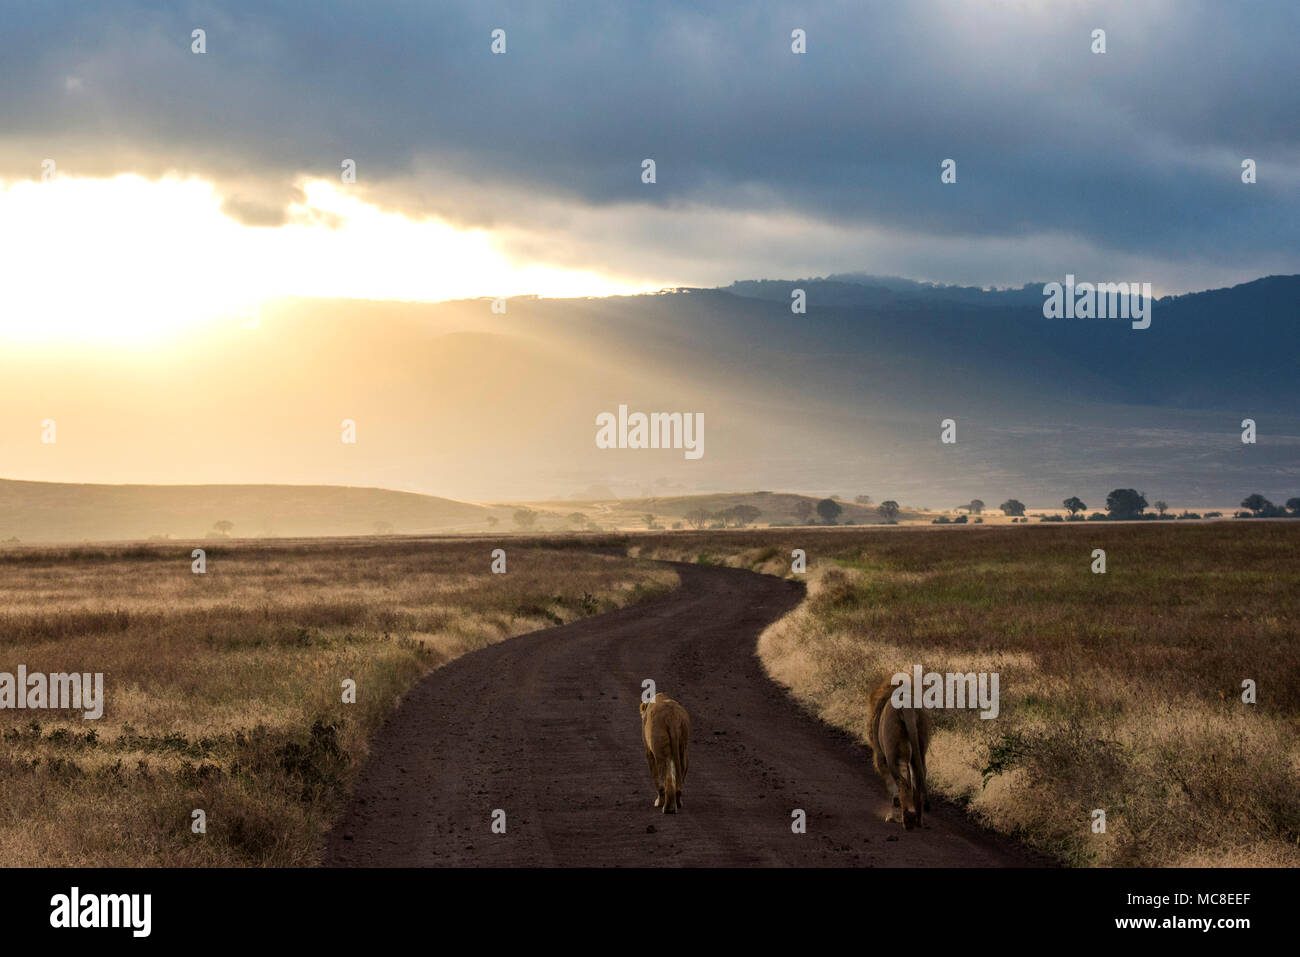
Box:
[661,757,678,814]
[914,757,930,825]
[675,733,687,808]
[647,747,662,806]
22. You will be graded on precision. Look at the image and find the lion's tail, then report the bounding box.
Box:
[900,705,925,811]
[901,705,920,759]
[900,704,919,747]
[869,686,891,777]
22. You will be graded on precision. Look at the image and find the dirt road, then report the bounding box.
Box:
[325,561,1042,866]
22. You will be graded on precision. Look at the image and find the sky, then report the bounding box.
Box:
[0,1,1296,504]
[1,0,1297,338]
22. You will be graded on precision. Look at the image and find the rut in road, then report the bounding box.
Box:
[325,561,1041,866]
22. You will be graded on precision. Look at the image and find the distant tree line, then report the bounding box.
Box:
[496,488,1299,536]
[686,505,762,529]
[787,496,901,526]
[913,488,1298,528]
[1237,494,1300,518]
[989,489,1297,523]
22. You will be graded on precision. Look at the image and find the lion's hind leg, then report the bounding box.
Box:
[910,748,929,826]
[885,739,914,826]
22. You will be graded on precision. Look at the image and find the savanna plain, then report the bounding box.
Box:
[1,521,1294,867]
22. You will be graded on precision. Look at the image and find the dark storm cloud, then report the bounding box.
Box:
[1,0,1296,284]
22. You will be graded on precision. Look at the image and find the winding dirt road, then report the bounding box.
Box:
[325,562,1042,866]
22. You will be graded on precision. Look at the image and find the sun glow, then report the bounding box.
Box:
[0,175,655,345]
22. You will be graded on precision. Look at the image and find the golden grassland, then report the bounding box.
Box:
[0,536,676,866]
[4,522,1294,868]
[633,522,1300,866]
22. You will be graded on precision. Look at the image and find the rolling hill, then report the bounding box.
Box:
[0,480,928,543]
[0,479,493,543]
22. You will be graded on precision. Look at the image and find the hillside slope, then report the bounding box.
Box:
[2,275,1296,507]
[0,479,492,542]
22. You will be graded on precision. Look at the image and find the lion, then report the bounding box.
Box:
[640,693,690,814]
[868,675,932,830]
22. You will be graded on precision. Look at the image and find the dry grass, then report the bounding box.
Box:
[635,523,1300,866]
[0,536,677,866]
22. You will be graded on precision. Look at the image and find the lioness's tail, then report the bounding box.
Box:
[673,727,688,800]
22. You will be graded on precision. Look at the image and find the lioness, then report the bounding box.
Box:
[640,693,690,814]
[868,675,931,830]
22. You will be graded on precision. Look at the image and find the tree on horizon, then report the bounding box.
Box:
[1106,489,1148,519]
[686,507,711,529]
[816,498,843,525]
[1241,493,1273,516]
